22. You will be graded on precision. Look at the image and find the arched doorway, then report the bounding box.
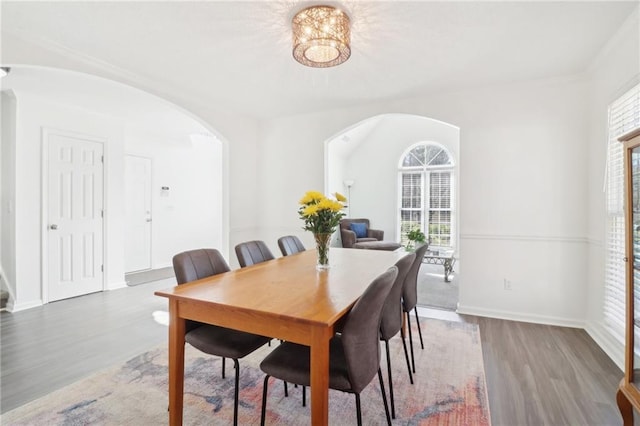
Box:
[1,66,227,306]
[326,113,460,310]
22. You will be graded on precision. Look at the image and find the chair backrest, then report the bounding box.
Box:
[339,218,370,231]
[340,218,373,248]
[379,253,416,340]
[277,235,306,256]
[341,266,398,393]
[172,248,231,332]
[173,248,231,284]
[402,243,430,312]
[235,240,275,268]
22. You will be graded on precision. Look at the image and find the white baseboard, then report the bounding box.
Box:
[584,320,624,372]
[107,281,128,291]
[416,305,465,323]
[456,304,585,329]
[8,299,44,312]
[456,306,623,371]
[0,263,16,304]
[6,280,134,312]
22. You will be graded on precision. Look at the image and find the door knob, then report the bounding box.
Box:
[146,218,152,222]
[50,224,58,230]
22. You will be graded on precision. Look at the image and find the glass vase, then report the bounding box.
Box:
[314,232,332,271]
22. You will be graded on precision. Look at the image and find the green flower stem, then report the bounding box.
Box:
[314,233,332,268]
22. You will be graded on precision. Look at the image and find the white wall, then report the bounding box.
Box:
[451,77,589,326]
[254,117,332,254]
[335,114,459,244]
[2,33,262,268]
[257,74,590,327]
[11,92,126,310]
[1,91,17,302]
[125,130,224,269]
[6,90,230,310]
[584,8,640,369]
[326,149,347,207]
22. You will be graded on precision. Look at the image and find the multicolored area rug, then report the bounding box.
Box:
[2,318,490,425]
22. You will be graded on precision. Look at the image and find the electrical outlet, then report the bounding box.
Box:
[503,279,513,290]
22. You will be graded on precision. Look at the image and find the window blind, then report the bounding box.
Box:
[400,173,422,245]
[401,173,422,209]
[398,143,456,247]
[605,82,640,339]
[428,171,453,246]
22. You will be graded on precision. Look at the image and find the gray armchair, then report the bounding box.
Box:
[339,218,384,248]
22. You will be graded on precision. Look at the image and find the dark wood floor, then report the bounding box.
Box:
[0,279,171,414]
[1,280,625,425]
[473,315,622,425]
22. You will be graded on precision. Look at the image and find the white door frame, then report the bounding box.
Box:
[41,127,107,304]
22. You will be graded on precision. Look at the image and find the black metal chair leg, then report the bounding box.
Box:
[384,340,396,419]
[302,385,306,407]
[284,381,288,397]
[222,356,226,379]
[378,368,392,426]
[400,329,414,385]
[355,393,362,426]
[233,359,240,426]
[414,306,424,349]
[406,311,416,373]
[260,375,270,426]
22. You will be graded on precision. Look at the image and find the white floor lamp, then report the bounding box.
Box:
[344,180,354,217]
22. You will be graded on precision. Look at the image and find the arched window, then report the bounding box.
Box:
[398,143,455,248]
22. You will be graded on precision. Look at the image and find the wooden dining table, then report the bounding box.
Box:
[155,247,408,425]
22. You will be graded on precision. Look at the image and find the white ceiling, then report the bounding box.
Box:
[1,1,637,121]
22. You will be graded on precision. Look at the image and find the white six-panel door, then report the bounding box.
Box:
[124,155,152,272]
[47,132,104,302]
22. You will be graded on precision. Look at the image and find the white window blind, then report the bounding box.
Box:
[399,172,423,246]
[605,82,640,339]
[398,143,454,247]
[428,171,453,246]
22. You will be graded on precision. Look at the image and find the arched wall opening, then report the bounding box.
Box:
[0,66,228,310]
[325,113,460,310]
[325,113,460,248]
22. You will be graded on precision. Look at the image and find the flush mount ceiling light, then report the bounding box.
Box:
[292,5,351,68]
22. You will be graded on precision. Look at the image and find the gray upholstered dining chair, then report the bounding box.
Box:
[402,242,430,373]
[172,248,271,426]
[276,234,308,402]
[259,266,398,426]
[235,240,275,267]
[277,235,306,256]
[328,254,415,419]
[379,252,416,419]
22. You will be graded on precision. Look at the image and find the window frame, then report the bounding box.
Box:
[397,142,455,249]
[604,81,640,341]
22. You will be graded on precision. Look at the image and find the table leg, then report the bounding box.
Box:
[168,299,186,426]
[310,328,331,425]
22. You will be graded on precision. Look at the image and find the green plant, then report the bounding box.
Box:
[405,228,426,250]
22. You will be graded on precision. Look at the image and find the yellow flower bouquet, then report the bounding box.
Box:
[298,190,347,269]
